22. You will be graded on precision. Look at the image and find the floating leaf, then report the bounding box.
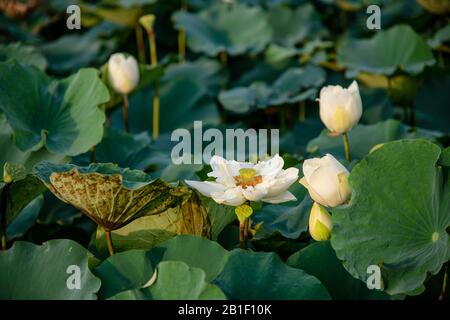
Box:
[41,22,121,73]
[1,163,46,228]
[34,162,189,230]
[287,241,390,299]
[148,235,229,281]
[214,249,330,299]
[0,115,68,177]
[0,240,101,299]
[428,25,450,49]
[172,3,272,57]
[338,25,435,76]
[73,128,154,170]
[0,42,47,70]
[331,140,450,295]
[112,77,220,135]
[268,4,325,47]
[253,192,311,239]
[6,195,43,239]
[219,65,325,113]
[110,261,226,300]
[0,62,109,156]
[94,249,154,299]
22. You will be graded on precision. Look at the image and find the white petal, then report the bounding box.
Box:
[241,184,269,202]
[266,167,299,197]
[207,155,237,187]
[262,191,297,204]
[184,180,226,197]
[256,154,284,180]
[211,187,246,206]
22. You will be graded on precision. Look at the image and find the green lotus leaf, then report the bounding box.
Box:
[94,249,154,299]
[441,147,450,167]
[0,239,101,299]
[0,62,109,156]
[6,195,43,240]
[307,119,408,159]
[331,140,450,295]
[1,164,46,228]
[42,22,121,74]
[110,261,226,300]
[0,42,47,70]
[113,77,219,134]
[33,162,190,230]
[253,192,311,240]
[428,25,450,49]
[149,235,229,281]
[287,241,390,299]
[163,58,223,96]
[172,3,272,57]
[74,128,153,170]
[0,115,68,178]
[268,4,325,47]
[214,249,330,299]
[95,189,211,253]
[219,65,325,113]
[79,1,152,27]
[337,25,435,76]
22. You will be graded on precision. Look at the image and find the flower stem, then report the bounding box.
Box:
[239,218,248,249]
[135,25,146,63]
[219,51,227,65]
[89,146,96,163]
[0,184,8,252]
[343,132,351,162]
[299,101,306,122]
[105,229,115,256]
[123,94,129,133]
[178,0,187,62]
[147,28,160,140]
[439,266,448,300]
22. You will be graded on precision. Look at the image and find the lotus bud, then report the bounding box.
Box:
[309,202,333,241]
[107,53,140,95]
[318,80,362,134]
[299,154,351,208]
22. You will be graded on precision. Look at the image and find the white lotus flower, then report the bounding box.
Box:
[185,154,299,206]
[108,53,140,95]
[299,154,351,208]
[318,80,362,134]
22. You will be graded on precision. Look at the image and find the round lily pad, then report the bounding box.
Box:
[172,3,272,57]
[337,25,435,76]
[331,139,450,295]
[0,240,101,299]
[214,249,330,299]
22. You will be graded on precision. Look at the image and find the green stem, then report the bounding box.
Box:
[0,184,8,252]
[147,29,160,140]
[219,51,227,65]
[239,218,248,249]
[439,266,448,300]
[135,25,146,63]
[105,229,115,256]
[343,132,351,162]
[89,146,96,163]
[299,101,306,122]
[123,94,129,133]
